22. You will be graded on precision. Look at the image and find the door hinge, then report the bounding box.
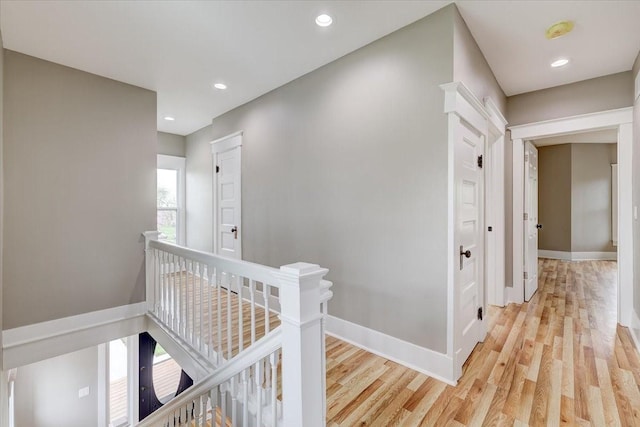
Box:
[216,165,220,173]
[488,226,493,232]
[524,212,529,221]
[477,155,483,169]
[524,271,528,280]
[477,307,483,321]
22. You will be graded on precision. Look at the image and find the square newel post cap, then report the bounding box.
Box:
[142,231,160,248]
[277,262,329,288]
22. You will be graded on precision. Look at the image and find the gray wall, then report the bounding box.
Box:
[158,131,186,157]
[571,144,617,252]
[452,8,506,113]
[633,52,640,317]
[185,124,214,252]
[507,72,634,126]
[3,51,157,329]
[538,145,572,251]
[186,6,456,352]
[15,346,99,427]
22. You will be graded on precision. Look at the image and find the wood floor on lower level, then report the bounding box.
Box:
[325,259,640,426]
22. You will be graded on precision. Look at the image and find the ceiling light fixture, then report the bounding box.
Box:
[551,58,569,68]
[315,14,333,27]
[546,20,574,40]
[164,116,175,121]
[213,83,227,90]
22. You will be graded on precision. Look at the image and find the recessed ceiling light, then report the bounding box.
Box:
[315,14,333,27]
[551,58,569,68]
[164,116,175,121]
[213,83,227,90]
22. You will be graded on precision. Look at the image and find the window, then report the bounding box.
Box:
[157,155,186,245]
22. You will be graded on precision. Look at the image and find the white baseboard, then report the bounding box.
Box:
[3,302,147,369]
[325,315,455,385]
[538,250,617,261]
[630,310,640,353]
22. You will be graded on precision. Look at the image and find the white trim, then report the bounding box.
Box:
[127,335,139,425]
[97,343,108,427]
[210,131,243,259]
[325,315,455,385]
[157,154,186,246]
[508,108,634,330]
[2,303,147,369]
[510,107,633,140]
[538,250,618,261]
[484,97,507,307]
[210,130,243,152]
[630,309,640,353]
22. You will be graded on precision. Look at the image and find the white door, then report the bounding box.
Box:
[455,121,485,371]
[524,141,539,300]
[213,139,242,260]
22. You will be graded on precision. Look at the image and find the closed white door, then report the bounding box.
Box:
[524,141,539,300]
[215,145,242,259]
[455,121,485,371]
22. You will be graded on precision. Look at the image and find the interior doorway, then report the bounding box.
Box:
[509,108,633,326]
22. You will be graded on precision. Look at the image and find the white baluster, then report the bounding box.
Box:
[255,359,263,427]
[227,275,233,359]
[200,263,205,354]
[249,279,256,345]
[242,366,249,427]
[270,350,278,427]
[264,283,270,335]
[238,276,244,353]
[217,272,222,360]
[191,261,196,346]
[208,266,214,360]
[221,383,227,427]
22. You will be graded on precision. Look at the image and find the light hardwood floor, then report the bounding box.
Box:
[325,259,640,426]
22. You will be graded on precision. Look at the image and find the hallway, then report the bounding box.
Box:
[325,259,640,425]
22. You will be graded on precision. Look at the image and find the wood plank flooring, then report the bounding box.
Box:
[326,259,640,426]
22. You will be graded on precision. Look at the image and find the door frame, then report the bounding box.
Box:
[508,107,633,326]
[484,98,508,307]
[210,131,243,259]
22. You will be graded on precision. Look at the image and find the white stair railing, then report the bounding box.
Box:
[137,328,282,427]
[142,232,331,427]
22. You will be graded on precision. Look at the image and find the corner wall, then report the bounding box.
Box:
[158,131,185,157]
[3,51,157,329]
[186,6,455,353]
[538,144,572,251]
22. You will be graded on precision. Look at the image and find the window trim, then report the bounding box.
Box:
[157,155,186,246]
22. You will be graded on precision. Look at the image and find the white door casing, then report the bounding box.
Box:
[484,98,508,308]
[442,82,490,381]
[508,108,633,327]
[211,132,243,260]
[523,141,539,301]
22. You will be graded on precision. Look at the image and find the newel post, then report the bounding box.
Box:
[275,262,328,427]
[143,231,160,313]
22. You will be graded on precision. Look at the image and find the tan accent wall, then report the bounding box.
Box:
[538,145,572,252]
[158,131,185,157]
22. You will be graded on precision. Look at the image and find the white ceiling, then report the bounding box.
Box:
[1,1,639,136]
[457,0,640,96]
